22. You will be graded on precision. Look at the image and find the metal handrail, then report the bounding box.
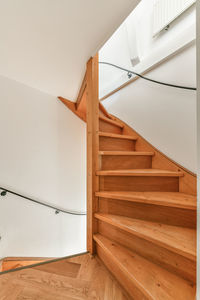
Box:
[99,61,197,91]
[0,187,86,216]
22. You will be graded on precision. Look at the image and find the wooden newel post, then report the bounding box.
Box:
[86,53,99,254]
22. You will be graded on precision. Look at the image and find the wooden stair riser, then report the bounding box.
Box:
[99,136,136,151]
[99,176,179,192]
[101,155,152,170]
[97,221,196,284]
[98,198,196,228]
[99,119,123,135]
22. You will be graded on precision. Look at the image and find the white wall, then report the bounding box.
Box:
[0,0,140,101]
[100,0,196,173]
[103,45,197,173]
[0,193,86,258]
[0,75,86,258]
[100,0,196,98]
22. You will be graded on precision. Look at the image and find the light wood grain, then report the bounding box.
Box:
[99,117,123,134]
[98,197,196,228]
[33,260,81,278]
[99,151,154,155]
[0,254,129,300]
[95,191,197,210]
[97,169,184,177]
[2,259,49,272]
[101,154,153,170]
[95,213,196,261]
[100,136,136,151]
[99,175,180,192]
[59,85,197,298]
[98,221,196,283]
[94,234,196,300]
[86,54,99,254]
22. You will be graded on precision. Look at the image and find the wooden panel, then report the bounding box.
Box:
[2,260,45,272]
[86,54,99,254]
[96,242,146,300]
[1,257,52,272]
[99,119,122,134]
[94,234,196,300]
[98,221,196,283]
[99,198,196,228]
[0,254,129,300]
[34,261,81,278]
[95,213,196,261]
[101,155,152,170]
[100,176,179,192]
[96,191,197,210]
[100,136,136,151]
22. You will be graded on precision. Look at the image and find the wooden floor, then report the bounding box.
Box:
[0,253,129,300]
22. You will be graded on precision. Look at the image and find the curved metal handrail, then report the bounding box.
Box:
[0,187,86,216]
[99,61,196,91]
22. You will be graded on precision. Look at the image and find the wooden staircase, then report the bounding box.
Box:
[59,54,197,299]
[95,114,196,300]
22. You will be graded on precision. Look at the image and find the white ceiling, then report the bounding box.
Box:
[0,0,140,100]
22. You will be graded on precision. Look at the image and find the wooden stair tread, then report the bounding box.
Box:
[95,213,196,261]
[94,234,195,300]
[95,191,196,210]
[99,132,137,140]
[99,115,124,128]
[96,169,184,177]
[99,151,154,156]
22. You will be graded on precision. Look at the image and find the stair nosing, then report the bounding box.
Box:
[95,213,196,261]
[96,169,184,177]
[99,151,154,156]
